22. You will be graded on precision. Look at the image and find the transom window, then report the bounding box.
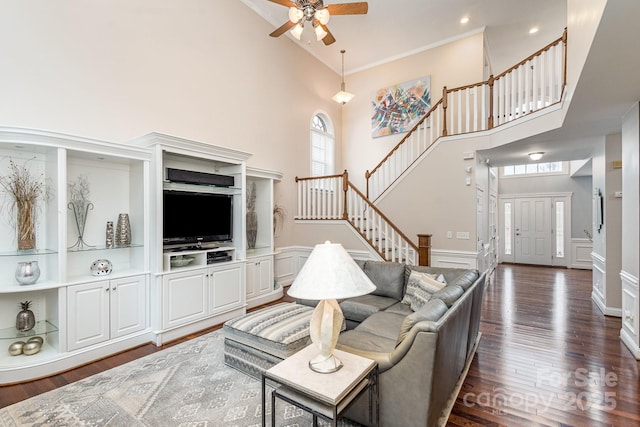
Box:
[502,162,564,177]
[310,114,334,177]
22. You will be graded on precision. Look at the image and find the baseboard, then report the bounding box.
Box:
[620,328,640,360]
[436,332,482,427]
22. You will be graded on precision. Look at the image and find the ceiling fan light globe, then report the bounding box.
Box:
[315,9,330,25]
[290,22,304,40]
[289,7,304,23]
[314,25,328,41]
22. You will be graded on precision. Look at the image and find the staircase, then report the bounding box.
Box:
[295,31,567,264]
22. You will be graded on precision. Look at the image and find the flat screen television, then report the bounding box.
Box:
[163,190,233,246]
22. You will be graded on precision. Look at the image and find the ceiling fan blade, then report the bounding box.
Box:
[320,24,336,45]
[266,0,295,7]
[326,2,368,15]
[270,20,297,37]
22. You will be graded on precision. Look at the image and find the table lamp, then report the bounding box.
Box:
[287,241,376,373]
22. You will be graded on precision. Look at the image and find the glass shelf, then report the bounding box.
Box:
[0,248,57,257]
[67,243,144,253]
[0,320,58,340]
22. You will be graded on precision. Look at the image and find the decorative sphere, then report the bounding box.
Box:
[8,341,25,356]
[27,336,44,346]
[90,259,113,276]
[23,341,42,355]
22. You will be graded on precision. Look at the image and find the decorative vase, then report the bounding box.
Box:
[15,261,40,285]
[105,221,114,248]
[246,209,258,249]
[16,300,36,332]
[17,200,36,250]
[115,213,131,247]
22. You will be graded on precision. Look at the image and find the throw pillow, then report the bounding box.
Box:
[402,271,447,311]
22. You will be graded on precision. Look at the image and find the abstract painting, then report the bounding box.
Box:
[371,76,431,138]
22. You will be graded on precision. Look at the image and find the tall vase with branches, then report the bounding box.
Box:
[0,159,48,251]
[68,175,94,249]
[246,182,258,249]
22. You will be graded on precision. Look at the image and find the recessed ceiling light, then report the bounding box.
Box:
[460,16,469,24]
[529,27,539,34]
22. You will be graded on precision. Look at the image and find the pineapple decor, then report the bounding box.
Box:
[16,300,36,332]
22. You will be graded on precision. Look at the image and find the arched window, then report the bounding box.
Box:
[310,114,334,176]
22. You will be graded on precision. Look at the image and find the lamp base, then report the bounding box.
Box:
[309,353,343,374]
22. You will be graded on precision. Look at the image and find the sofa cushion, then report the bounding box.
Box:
[383,302,414,317]
[402,270,446,311]
[431,284,464,307]
[452,270,480,291]
[339,294,397,322]
[355,311,406,341]
[396,299,448,346]
[337,330,397,354]
[363,260,406,300]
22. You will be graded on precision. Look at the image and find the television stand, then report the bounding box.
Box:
[163,246,235,271]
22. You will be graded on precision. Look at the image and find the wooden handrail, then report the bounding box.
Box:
[295,172,345,182]
[346,181,419,253]
[366,99,443,180]
[492,33,565,81]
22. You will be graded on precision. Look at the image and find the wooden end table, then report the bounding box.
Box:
[262,345,379,427]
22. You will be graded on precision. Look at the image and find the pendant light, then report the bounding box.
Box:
[332,50,355,105]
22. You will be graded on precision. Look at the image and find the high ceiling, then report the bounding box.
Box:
[240,0,567,75]
[241,1,640,166]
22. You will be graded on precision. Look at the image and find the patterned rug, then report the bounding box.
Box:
[0,330,357,427]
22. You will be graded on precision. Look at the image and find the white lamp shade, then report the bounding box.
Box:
[287,241,376,300]
[289,7,304,23]
[314,24,328,41]
[290,23,304,40]
[529,152,544,161]
[315,8,330,25]
[332,90,355,104]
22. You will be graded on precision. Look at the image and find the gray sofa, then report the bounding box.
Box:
[298,260,486,427]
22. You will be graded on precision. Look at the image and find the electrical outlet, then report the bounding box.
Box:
[447,231,453,239]
[456,231,470,240]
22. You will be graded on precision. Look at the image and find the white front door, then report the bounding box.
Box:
[514,197,552,265]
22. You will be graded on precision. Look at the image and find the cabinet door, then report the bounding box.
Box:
[162,269,208,329]
[209,264,243,315]
[111,275,147,339]
[245,261,257,298]
[257,257,273,294]
[67,280,110,351]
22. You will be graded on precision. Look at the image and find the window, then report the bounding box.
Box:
[502,162,564,177]
[504,202,512,255]
[310,114,334,177]
[555,201,565,258]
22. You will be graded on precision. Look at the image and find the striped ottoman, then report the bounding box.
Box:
[223,302,315,379]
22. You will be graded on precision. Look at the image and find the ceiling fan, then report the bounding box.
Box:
[267,0,368,45]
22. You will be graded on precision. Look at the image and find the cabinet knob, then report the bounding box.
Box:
[105,287,110,292]
[625,310,634,321]
[112,286,117,291]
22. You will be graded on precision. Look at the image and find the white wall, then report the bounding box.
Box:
[0,0,342,248]
[341,33,485,191]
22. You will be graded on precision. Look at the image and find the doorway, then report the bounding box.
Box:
[499,194,570,266]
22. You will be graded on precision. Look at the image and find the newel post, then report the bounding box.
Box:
[487,75,495,129]
[442,86,448,137]
[417,234,432,266]
[342,170,349,220]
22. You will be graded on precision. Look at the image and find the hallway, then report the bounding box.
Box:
[450,264,639,426]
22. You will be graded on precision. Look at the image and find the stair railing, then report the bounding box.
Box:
[366,30,567,201]
[296,171,419,265]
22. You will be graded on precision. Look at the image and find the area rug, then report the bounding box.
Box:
[0,330,357,427]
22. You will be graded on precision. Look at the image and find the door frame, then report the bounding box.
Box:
[499,192,572,267]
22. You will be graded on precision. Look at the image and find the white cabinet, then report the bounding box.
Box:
[162,269,208,329]
[67,275,147,351]
[246,255,273,299]
[209,263,244,315]
[162,263,244,330]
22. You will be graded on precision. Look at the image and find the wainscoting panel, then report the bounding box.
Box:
[591,252,606,314]
[620,270,639,359]
[571,238,593,269]
[431,249,480,270]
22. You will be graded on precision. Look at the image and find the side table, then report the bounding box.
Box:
[262,345,378,427]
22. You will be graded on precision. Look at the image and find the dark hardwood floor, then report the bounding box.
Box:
[1,264,639,426]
